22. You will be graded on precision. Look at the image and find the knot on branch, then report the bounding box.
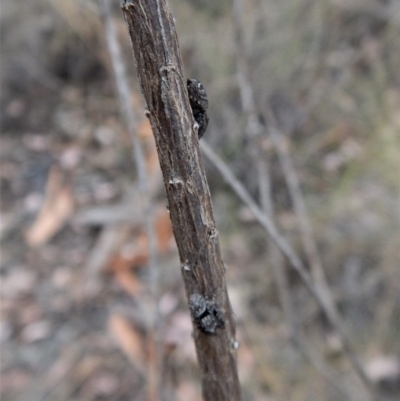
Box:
[168,177,184,190]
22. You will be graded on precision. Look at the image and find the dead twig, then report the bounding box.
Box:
[121,1,241,400]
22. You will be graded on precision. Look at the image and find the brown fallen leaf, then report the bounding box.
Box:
[103,206,173,298]
[110,255,144,296]
[25,166,74,247]
[108,314,146,371]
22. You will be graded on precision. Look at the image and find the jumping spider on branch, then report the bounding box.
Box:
[187,79,209,140]
[189,293,225,334]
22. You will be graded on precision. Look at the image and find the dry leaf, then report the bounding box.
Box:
[107,233,147,297]
[25,166,74,247]
[106,208,173,297]
[108,314,146,369]
[117,232,149,268]
[112,259,143,296]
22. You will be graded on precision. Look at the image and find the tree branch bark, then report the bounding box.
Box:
[121,1,241,400]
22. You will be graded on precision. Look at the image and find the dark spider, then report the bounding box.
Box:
[189,293,225,334]
[187,78,209,139]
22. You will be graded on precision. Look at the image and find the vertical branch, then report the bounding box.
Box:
[121,1,241,400]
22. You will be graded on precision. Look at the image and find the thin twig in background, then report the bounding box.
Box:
[200,141,318,292]
[265,116,379,399]
[99,1,161,399]
[233,0,311,388]
[232,0,303,392]
[231,0,360,396]
[229,0,379,397]
[200,141,377,400]
[264,70,378,399]
[266,112,331,297]
[231,0,273,213]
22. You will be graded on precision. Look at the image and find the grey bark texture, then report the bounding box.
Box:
[121,1,241,400]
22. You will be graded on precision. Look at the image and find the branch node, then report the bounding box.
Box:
[159,64,178,74]
[168,177,184,190]
[207,226,218,240]
[181,263,191,272]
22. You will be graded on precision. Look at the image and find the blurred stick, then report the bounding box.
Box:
[99,1,161,399]
[200,141,376,399]
[267,113,331,296]
[264,112,353,344]
[231,0,273,213]
[232,0,298,386]
[200,140,317,295]
[261,29,379,401]
[229,0,378,398]
[231,0,358,396]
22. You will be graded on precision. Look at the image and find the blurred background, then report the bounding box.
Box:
[1,0,399,400]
